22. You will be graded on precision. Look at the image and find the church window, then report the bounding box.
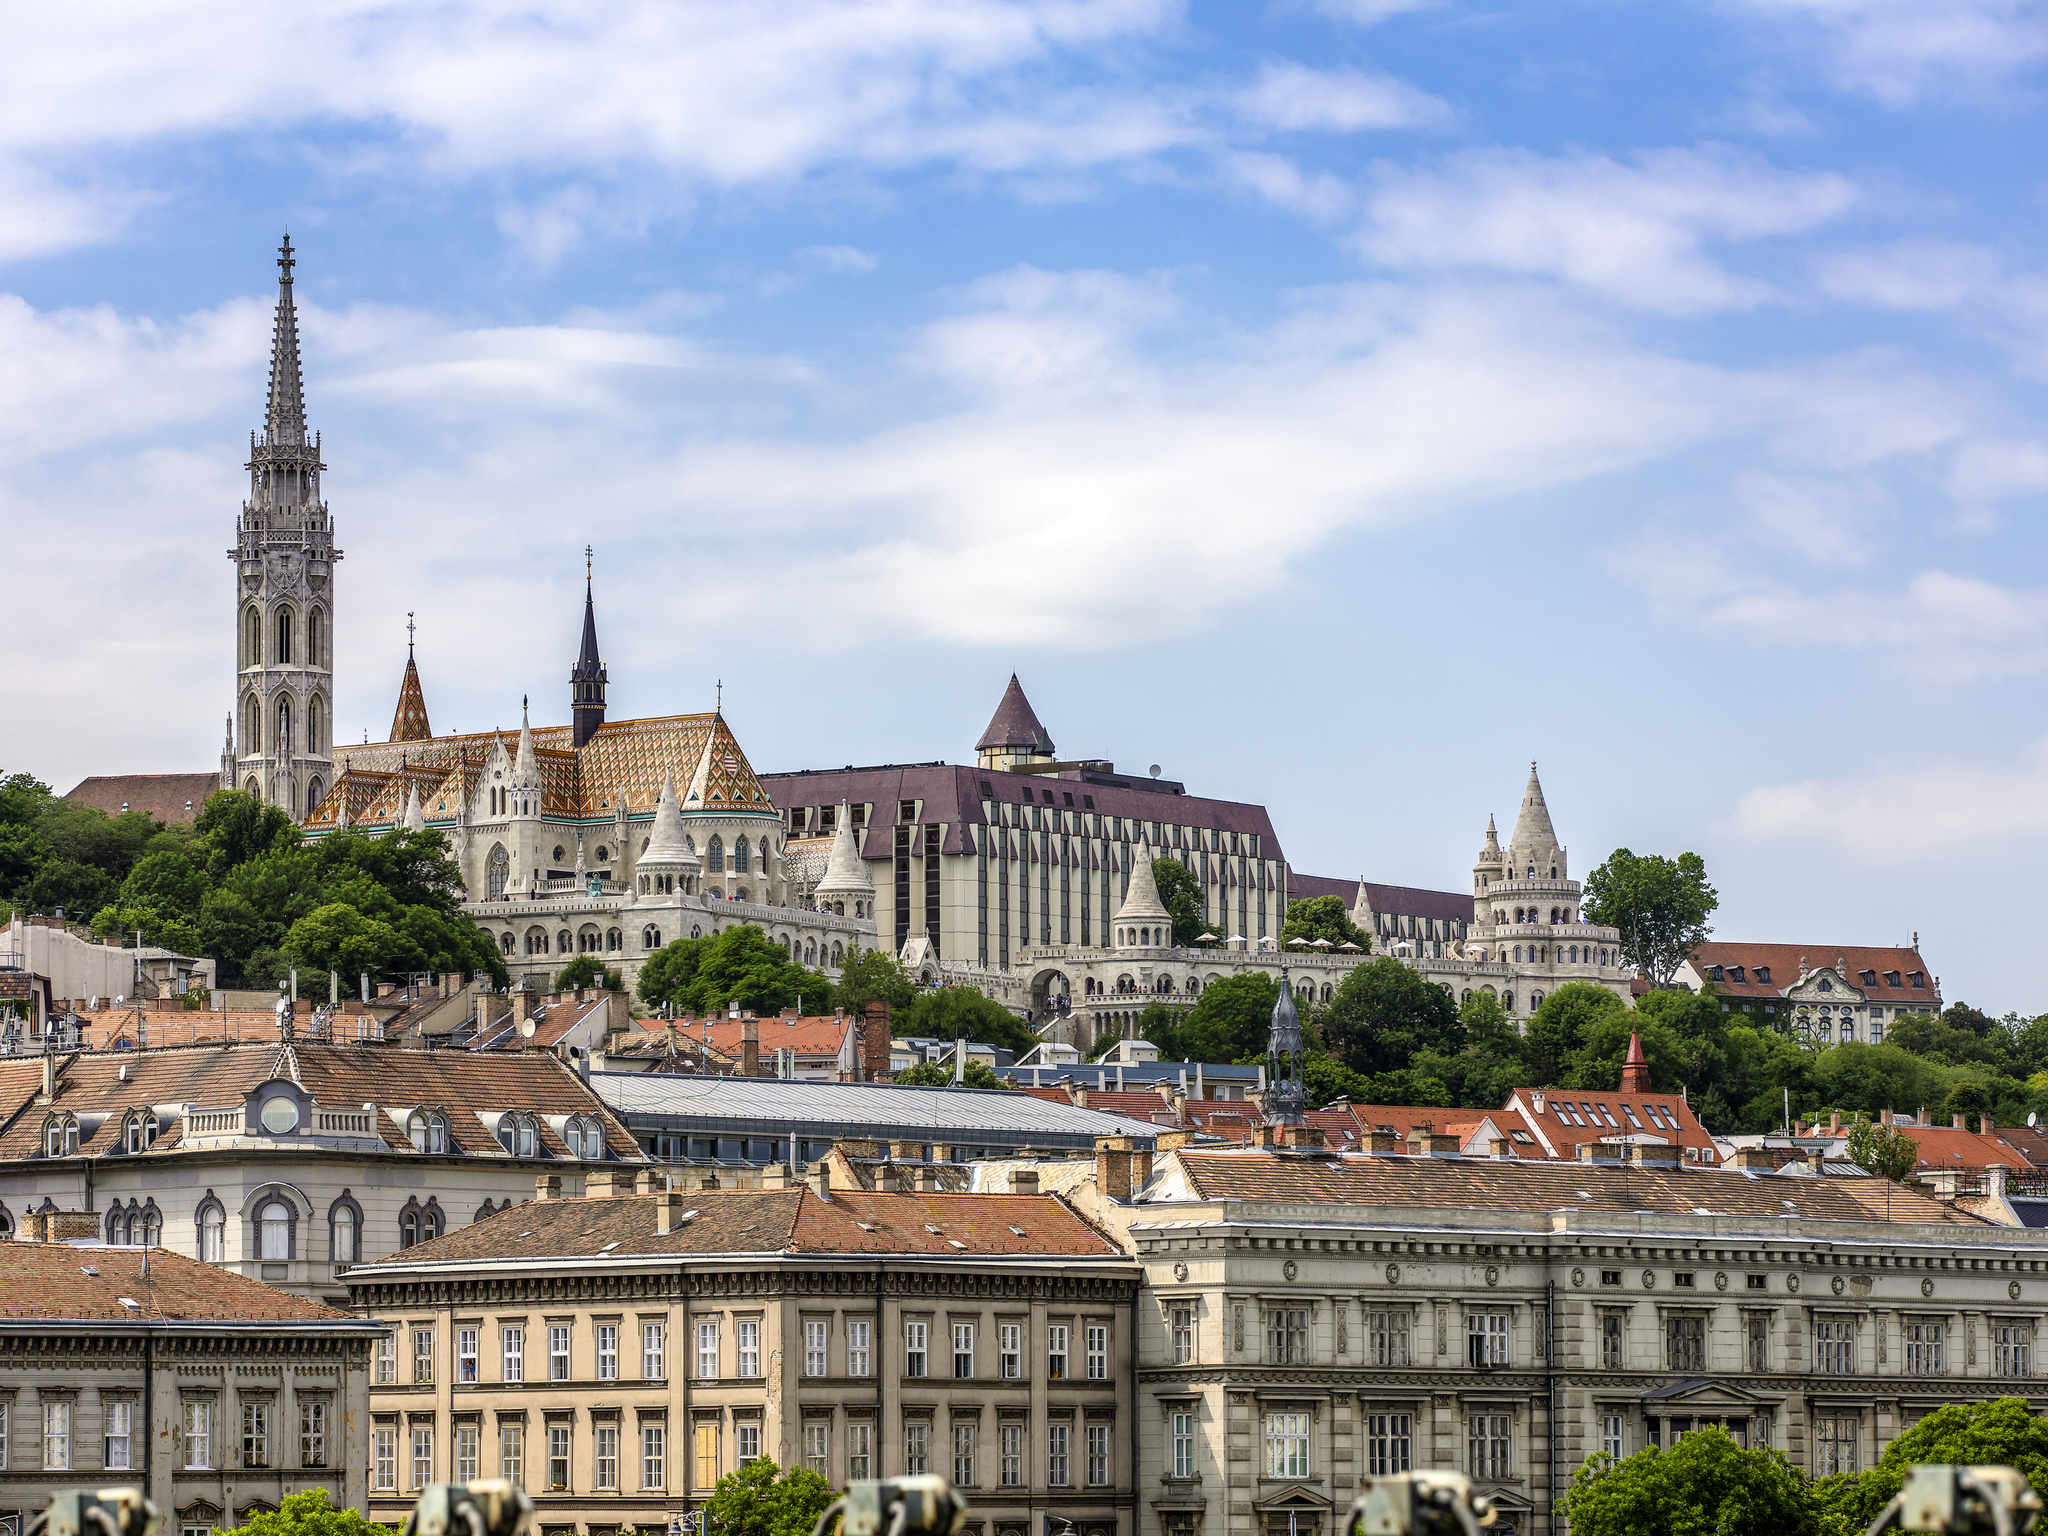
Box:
[735,837,750,873]
[1549,866,1557,878]
[831,942,843,965]
[735,888,750,903]
[308,697,326,754]
[499,933,514,954]
[306,776,323,813]
[1503,993,1515,1012]
[643,927,660,950]
[275,606,295,665]
[1569,946,1578,963]
[606,928,622,951]
[244,607,262,668]
[245,776,261,798]
[1527,865,1535,878]
[579,927,600,953]
[707,836,725,872]
[276,697,294,754]
[488,847,509,898]
[308,608,325,668]
[525,928,546,955]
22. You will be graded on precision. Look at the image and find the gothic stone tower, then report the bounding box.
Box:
[222,236,340,819]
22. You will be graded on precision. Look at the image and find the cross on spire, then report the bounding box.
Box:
[716,678,723,713]
[585,544,593,585]
[277,234,295,281]
[406,611,416,655]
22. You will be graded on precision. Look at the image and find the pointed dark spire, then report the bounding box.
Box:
[570,546,608,749]
[389,616,432,743]
[976,673,1054,756]
[1264,968,1306,1126]
[266,235,307,447]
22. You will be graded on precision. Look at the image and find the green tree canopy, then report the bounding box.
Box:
[554,954,620,992]
[700,1457,837,1536]
[1582,848,1718,987]
[1149,970,1281,1063]
[1318,956,1460,1079]
[636,926,833,1017]
[1813,1399,2048,1536]
[897,986,1037,1054]
[1280,895,1370,951]
[1152,858,1208,947]
[1844,1113,1919,1181]
[1567,1427,1816,1536]
[212,1489,398,1536]
[1524,982,1631,1087]
[895,1057,1012,1090]
[833,945,918,1016]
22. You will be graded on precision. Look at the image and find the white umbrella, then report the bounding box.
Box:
[1286,938,1309,948]
[1310,937,1334,948]
[1196,931,1221,943]
[1336,941,1362,951]
[1227,933,1247,945]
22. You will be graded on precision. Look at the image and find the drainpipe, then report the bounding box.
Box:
[1546,1276,1559,1536]
[1126,1278,1139,1536]
[143,1323,155,1499]
[681,1269,693,1526]
[875,1262,888,1471]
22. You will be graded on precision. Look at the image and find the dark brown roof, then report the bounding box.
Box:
[0,1243,360,1323]
[1506,1087,1721,1162]
[977,674,1054,754]
[1288,873,1472,923]
[0,1041,639,1161]
[1169,1150,1982,1224]
[65,774,218,823]
[1692,942,1940,1005]
[349,1187,1126,1268]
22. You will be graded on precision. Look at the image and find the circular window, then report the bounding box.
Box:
[259,1096,300,1134]
[552,846,566,862]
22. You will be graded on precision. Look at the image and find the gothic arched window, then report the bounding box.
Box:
[275,606,295,665]
[329,1193,362,1264]
[605,928,622,952]
[734,836,750,873]
[242,694,261,755]
[244,607,262,668]
[307,696,326,755]
[305,776,323,814]
[524,927,546,955]
[197,1195,226,1261]
[643,925,660,950]
[307,608,325,668]
[488,846,510,898]
[706,835,725,872]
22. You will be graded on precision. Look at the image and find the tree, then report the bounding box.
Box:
[1164,971,1280,1063]
[1813,1399,2048,1536]
[898,986,1037,1054]
[1320,958,1461,1077]
[1524,982,1631,1087]
[700,1457,836,1536]
[1567,1427,1816,1536]
[1152,858,1208,947]
[894,1057,1011,1090]
[1582,848,1718,987]
[1280,895,1370,951]
[213,1489,398,1536]
[282,903,421,996]
[833,945,917,1016]
[555,954,618,992]
[1844,1114,1919,1182]
[639,926,833,1017]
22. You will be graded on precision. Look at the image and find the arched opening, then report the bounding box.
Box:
[329,1196,360,1263]
[244,607,262,668]
[307,695,326,755]
[735,836,750,874]
[242,693,261,754]
[305,776,323,814]
[706,836,725,873]
[275,696,293,756]
[274,606,295,665]
[258,1198,293,1260]
[307,608,325,668]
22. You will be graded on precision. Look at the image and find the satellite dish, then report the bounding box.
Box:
[2031,1112,2041,1129]
[1149,764,1161,779]
[518,1018,536,1039]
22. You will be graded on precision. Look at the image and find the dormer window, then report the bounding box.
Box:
[123,1111,159,1154]
[1859,969,1877,986]
[1883,970,1901,988]
[1726,965,1745,984]
[1706,965,1724,982]
[564,1115,605,1161]
[42,1114,79,1157]
[1907,972,1926,989]
[1753,966,1771,984]
[496,1112,539,1159]
[408,1109,450,1155]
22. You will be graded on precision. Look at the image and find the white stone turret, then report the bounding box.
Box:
[507,697,542,819]
[813,801,874,918]
[636,772,699,899]
[1113,852,1173,949]
[400,781,425,833]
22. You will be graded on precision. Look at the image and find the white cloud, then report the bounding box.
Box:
[1221,151,1355,221]
[1736,472,1888,566]
[798,244,880,273]
[1307,0,1441,23]
[1238,61,1451,133]
[1949,438,2048,503]
[1736,736,2048,859]
[1356,147,1859,312]
[1722,0,2048,106]
[1814,240,2004,310]
[0,162,146,260]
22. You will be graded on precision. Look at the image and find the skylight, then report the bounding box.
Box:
[1008,1225,1028,1236]
[923,1223,943,1234]
[947,1238,968,1249]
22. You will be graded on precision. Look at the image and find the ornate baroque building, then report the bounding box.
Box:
[221,237,339,820]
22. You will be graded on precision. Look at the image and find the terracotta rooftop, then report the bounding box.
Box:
[1692,942,1940,1005]
[64,774,219,824]
[0,1243,361,1324]
[1165,1150,1983,1225]
[1506,1086,1720,1163]
[633,1014,853,1060]
[347,1187,1126,1268]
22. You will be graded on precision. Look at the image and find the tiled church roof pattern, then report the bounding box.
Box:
[305,711,775,830]
[388,654,433,742]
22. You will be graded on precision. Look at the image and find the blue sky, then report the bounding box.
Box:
[5,0,2047,1009]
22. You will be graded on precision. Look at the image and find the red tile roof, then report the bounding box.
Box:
[1803,1119,2041,1175]
[635,1015,853,1060]
[1506,1087,1720,1163]
[0,1243,361,1323]
[64,774,219,823]
[1692,942,1940,1005]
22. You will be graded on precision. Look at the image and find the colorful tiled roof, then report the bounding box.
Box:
[388,653,433,742]
[0,1243,362,1324]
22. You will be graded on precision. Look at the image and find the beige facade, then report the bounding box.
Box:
[344,1184,1141,1536]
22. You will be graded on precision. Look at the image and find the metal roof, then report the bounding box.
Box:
[592,1072,1164,1147]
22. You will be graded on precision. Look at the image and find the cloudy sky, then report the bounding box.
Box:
[4,0,2044,1009]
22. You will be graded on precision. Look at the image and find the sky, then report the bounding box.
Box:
[4,0,2046,1010]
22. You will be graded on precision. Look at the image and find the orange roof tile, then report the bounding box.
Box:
[0,1243,365,1324]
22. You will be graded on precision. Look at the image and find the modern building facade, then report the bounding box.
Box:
[343,1181,1141,1536]
[0,1232,381,1536]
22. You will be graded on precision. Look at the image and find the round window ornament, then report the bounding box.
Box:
[1832,1275,1846,1296]
[1714,1272,1729,1292]
[1787,1273,1801,1294]
[1283,1260,1299,1281]
[259,1095,299,1135]
[1642,1269,1656,1289]
[1172,1262,1189,1283]
[1385,1262,1401,1285]
[1570,1267,1586,1287]
[1921,1277,1935,1298]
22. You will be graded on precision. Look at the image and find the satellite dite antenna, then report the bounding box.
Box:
[519,1018,536,1040]
[2031,1112,2041,1129]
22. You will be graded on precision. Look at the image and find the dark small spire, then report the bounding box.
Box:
[1265,967,1306,1126]
[977,673,1054,755]
[570,546,608,749]
[265,234,307,447]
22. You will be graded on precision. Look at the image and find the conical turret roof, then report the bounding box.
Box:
[389,652,432,742]
[400,781,426,832]
[511,698,538,785]
[1507,762,1558,855]
[1478,812,1501,863]
[977,673,1054,755]
[816,801,874,897]
[1619,1030,1650,1094]
[641,772,695,865]
[1114,852,1171,926]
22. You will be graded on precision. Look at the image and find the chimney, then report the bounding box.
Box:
[515,990,535,1024]
[1013,1169,1040,1196]
[1989,1164,2010,1202]
[588,1168,640,1199]
[761,1163,790,1190]
[1952,1113,1967,1131]
[1285,1123,1327,1151]
[1880,1108,1892,1127]
[655,1190,689,1235]
[1730,1146,1775,1171]
[1064,1082,1089,1109]
[1828,1110,1840,1136]
[1488,1137,1510,1159]
[812,1161,833,1200]
[1422,1132,1461,1157]
[1365,1131,1403,1155]
[1628,1143,1682,1168]
[861,1000,892,1081]
[41,1051,56,1101]
[741,1018,760,1078]
[534,1174,563,1201]
[1805,1146,1828,1172]
[1095,1136,1137,1202]
[915,1166,942,1192]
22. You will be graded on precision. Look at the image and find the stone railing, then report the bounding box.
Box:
[183,1107,243,1137]
[314,1105,376,1136]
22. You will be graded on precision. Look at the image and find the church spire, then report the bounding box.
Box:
[388,612,432,742]
[266,235,308,448]
[1507,761,1559,865]
[570,545,608,750]
[1264,968,1306,1126]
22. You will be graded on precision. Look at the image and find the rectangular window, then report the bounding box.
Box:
[412,1424,434,1491]
[413,1327,436,1384]
[455,1422,480,1483]
[737,1422,761,1466]
[1086,1423,1111,1486]
[905,1422,930,1477]
[242,1398,270,1468]
[848,1421,873,1482]
[1263,1412,1308,1479]
[1265,1307,1309,1365]
[457,1326,480,1383]
[1813,1414,1859,1476]
[1000,1321,1023,1378]
[1086,1323,1110,1380]
[1747,1314,1770,1373]
[737,1319,761,1378]
[1904,1319,1944,1375]
[1815,1318,1857,1376]
[104,1399,133,1471]
[697,1320,720,1379]
[500,1422,523,1489]
[906,1318,929,1378]
[375,1331,396,1385]
[1467,1414,1511,1481]
[1601,1312,1625,1371]
[848,1318,872,1378]
[643,1321,665,1380]
[501,1325,524,1383]
[1665,1315,1706,1373]
[594,1423,619,1490]
[954,1422,977,1487]
[549,1325,572,1381]
[642,1423,667,1491]
[1170,1306,1195,1365]
[1047,1323,1070,1380]
[694,1422,718,1490]
[374,1425,396,1491]
[804,1421,829,1477]
[596,1323,620,1380]
[1047,1423,1071,1486]
[1365,1308,1410,1368]
[301,1399,328,1468]
[1169,1411,1195,1479]
[954,1321,976,1379]
[1601,1414,1624,1461]
[1365,1412,1411,1477]
[1468,1312,1510,1368]
[547,1424,572,1490]
[805,1319,829,1377]
[1995,1322,2033,1379]
[43,1400,70,1471]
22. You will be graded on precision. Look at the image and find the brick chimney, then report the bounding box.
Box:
[1952,1113,1967,1130]
[1730,1146,1776,1171]
[534,1174,563,1201]
[655,1190,690,1235]
[19,1209,100,1243]
[1828,1110,1841,1136]
[1095,1136,1140,1201]
[741,1018,760,1078]
[1628,1142,1682,1167]
[861,1000,892,1081]
[1012,1169,1040,1196]
[1365,1131,1403,1155]
[1488,1137,1510,1159]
